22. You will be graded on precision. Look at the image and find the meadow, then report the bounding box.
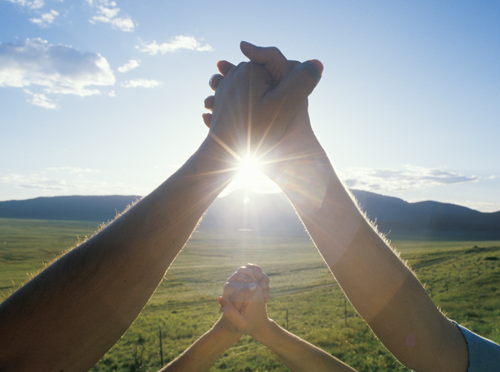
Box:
[1,218,499,371]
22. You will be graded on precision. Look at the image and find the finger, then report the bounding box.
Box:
[223,282,241,299]
[259,272,270,286]
[230,283,257,310]
[217,60,236,76]
[204,95,214,110]
[236,267,259,282]
[240,41,291,83]
[202,113,211,128]
[219,296,244,329]
[264,59,323,122]
[209,74,224,91]
[262,290,270,303]
[223,280,251,298]
[217,296,225,312]
[259,273,270,292]
[258,273,270,302]
[245,263,263,281]
[228,272,252,283]
[289,60,300,68]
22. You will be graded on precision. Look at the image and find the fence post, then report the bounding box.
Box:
[159,326,163,367]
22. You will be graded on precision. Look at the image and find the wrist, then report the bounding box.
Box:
[212,316,242,344]
[183,134,240,183]
[262,126,325,184]
[250,318,277,345]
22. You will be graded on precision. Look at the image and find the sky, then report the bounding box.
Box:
[1,0,499,212]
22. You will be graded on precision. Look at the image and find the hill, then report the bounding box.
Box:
[1,191,499,238]
[0,195,141,222]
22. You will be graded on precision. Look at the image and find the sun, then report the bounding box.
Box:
[238,156,262,178]
[219,156,282,197]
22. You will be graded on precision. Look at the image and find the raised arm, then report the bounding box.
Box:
[206,43,469,372]
[161,265,270,372]
[0,47,319,372]
[0,136,237,372]
[267,113,469,372]
[220,265,356,372]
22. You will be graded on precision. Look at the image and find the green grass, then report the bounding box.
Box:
[1,218,499,371]
[0,218,99,296]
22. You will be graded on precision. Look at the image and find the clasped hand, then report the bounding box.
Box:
[203,41,323,166]
[217,264,272,341]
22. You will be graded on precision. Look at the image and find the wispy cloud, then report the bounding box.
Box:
[137,36,213,55]
[1,173,69,191]
[117,59,139,73]
[23,89,57,109]
[46,167,101,174]
[30,9,59,27]
[87,0,135,32]
[342,165,482,192]
[121,79,162,88]
[0,167,134,195]
[0,39,115,107]
[6,0,44,9]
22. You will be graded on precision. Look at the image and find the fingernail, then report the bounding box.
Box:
[249,283,256,291]
[241,40,254,48]
[308,59,324,76]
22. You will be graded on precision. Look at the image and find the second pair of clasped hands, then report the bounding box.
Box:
[216,264,274,346]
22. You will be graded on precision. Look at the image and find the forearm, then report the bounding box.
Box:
[269,120,467,371]
[162,318,240,372]
[0,135,237,372]
[254,320,355,372]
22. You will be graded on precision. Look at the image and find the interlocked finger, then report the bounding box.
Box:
[217,60,236,76]
[209,74,224,91]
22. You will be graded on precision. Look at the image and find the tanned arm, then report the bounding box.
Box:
[207,43,469,372]
[220,266,356,372]
[162,265,270,372]
[0,137,237,372]
[0,44,320,372]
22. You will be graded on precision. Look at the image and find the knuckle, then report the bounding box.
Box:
[301,61,322,80]
[268,46,281,56]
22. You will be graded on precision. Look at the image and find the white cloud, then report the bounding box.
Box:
[121,78,161,88]
[0,38,115,101]
[137,36,213,55]
[117,59,139,73]
[88,0,135,32]
[23,89,57,109]
[342,165,482,192]
[46,167,101,174]
[1,173,68,191]
[30,9,59,27]
[6,0,44,9]
[1,170,142,195]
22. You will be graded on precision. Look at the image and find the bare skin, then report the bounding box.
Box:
[164,263,356,372]
[221,265,356,372]
[0,45,321,372]
[162,264,270,372]
[205,42,469,372]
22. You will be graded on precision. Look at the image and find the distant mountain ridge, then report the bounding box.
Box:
[0,195,141,222]
[0,191,499,238]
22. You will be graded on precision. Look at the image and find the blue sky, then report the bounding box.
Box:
[1,0,499,212]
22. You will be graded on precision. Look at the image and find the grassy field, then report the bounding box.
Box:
[1,218,499,371]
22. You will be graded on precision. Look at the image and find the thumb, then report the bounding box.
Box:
[219,296,245,329]
[240,41,291,83]
[265,59,323,119]
[231,283,258,310]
